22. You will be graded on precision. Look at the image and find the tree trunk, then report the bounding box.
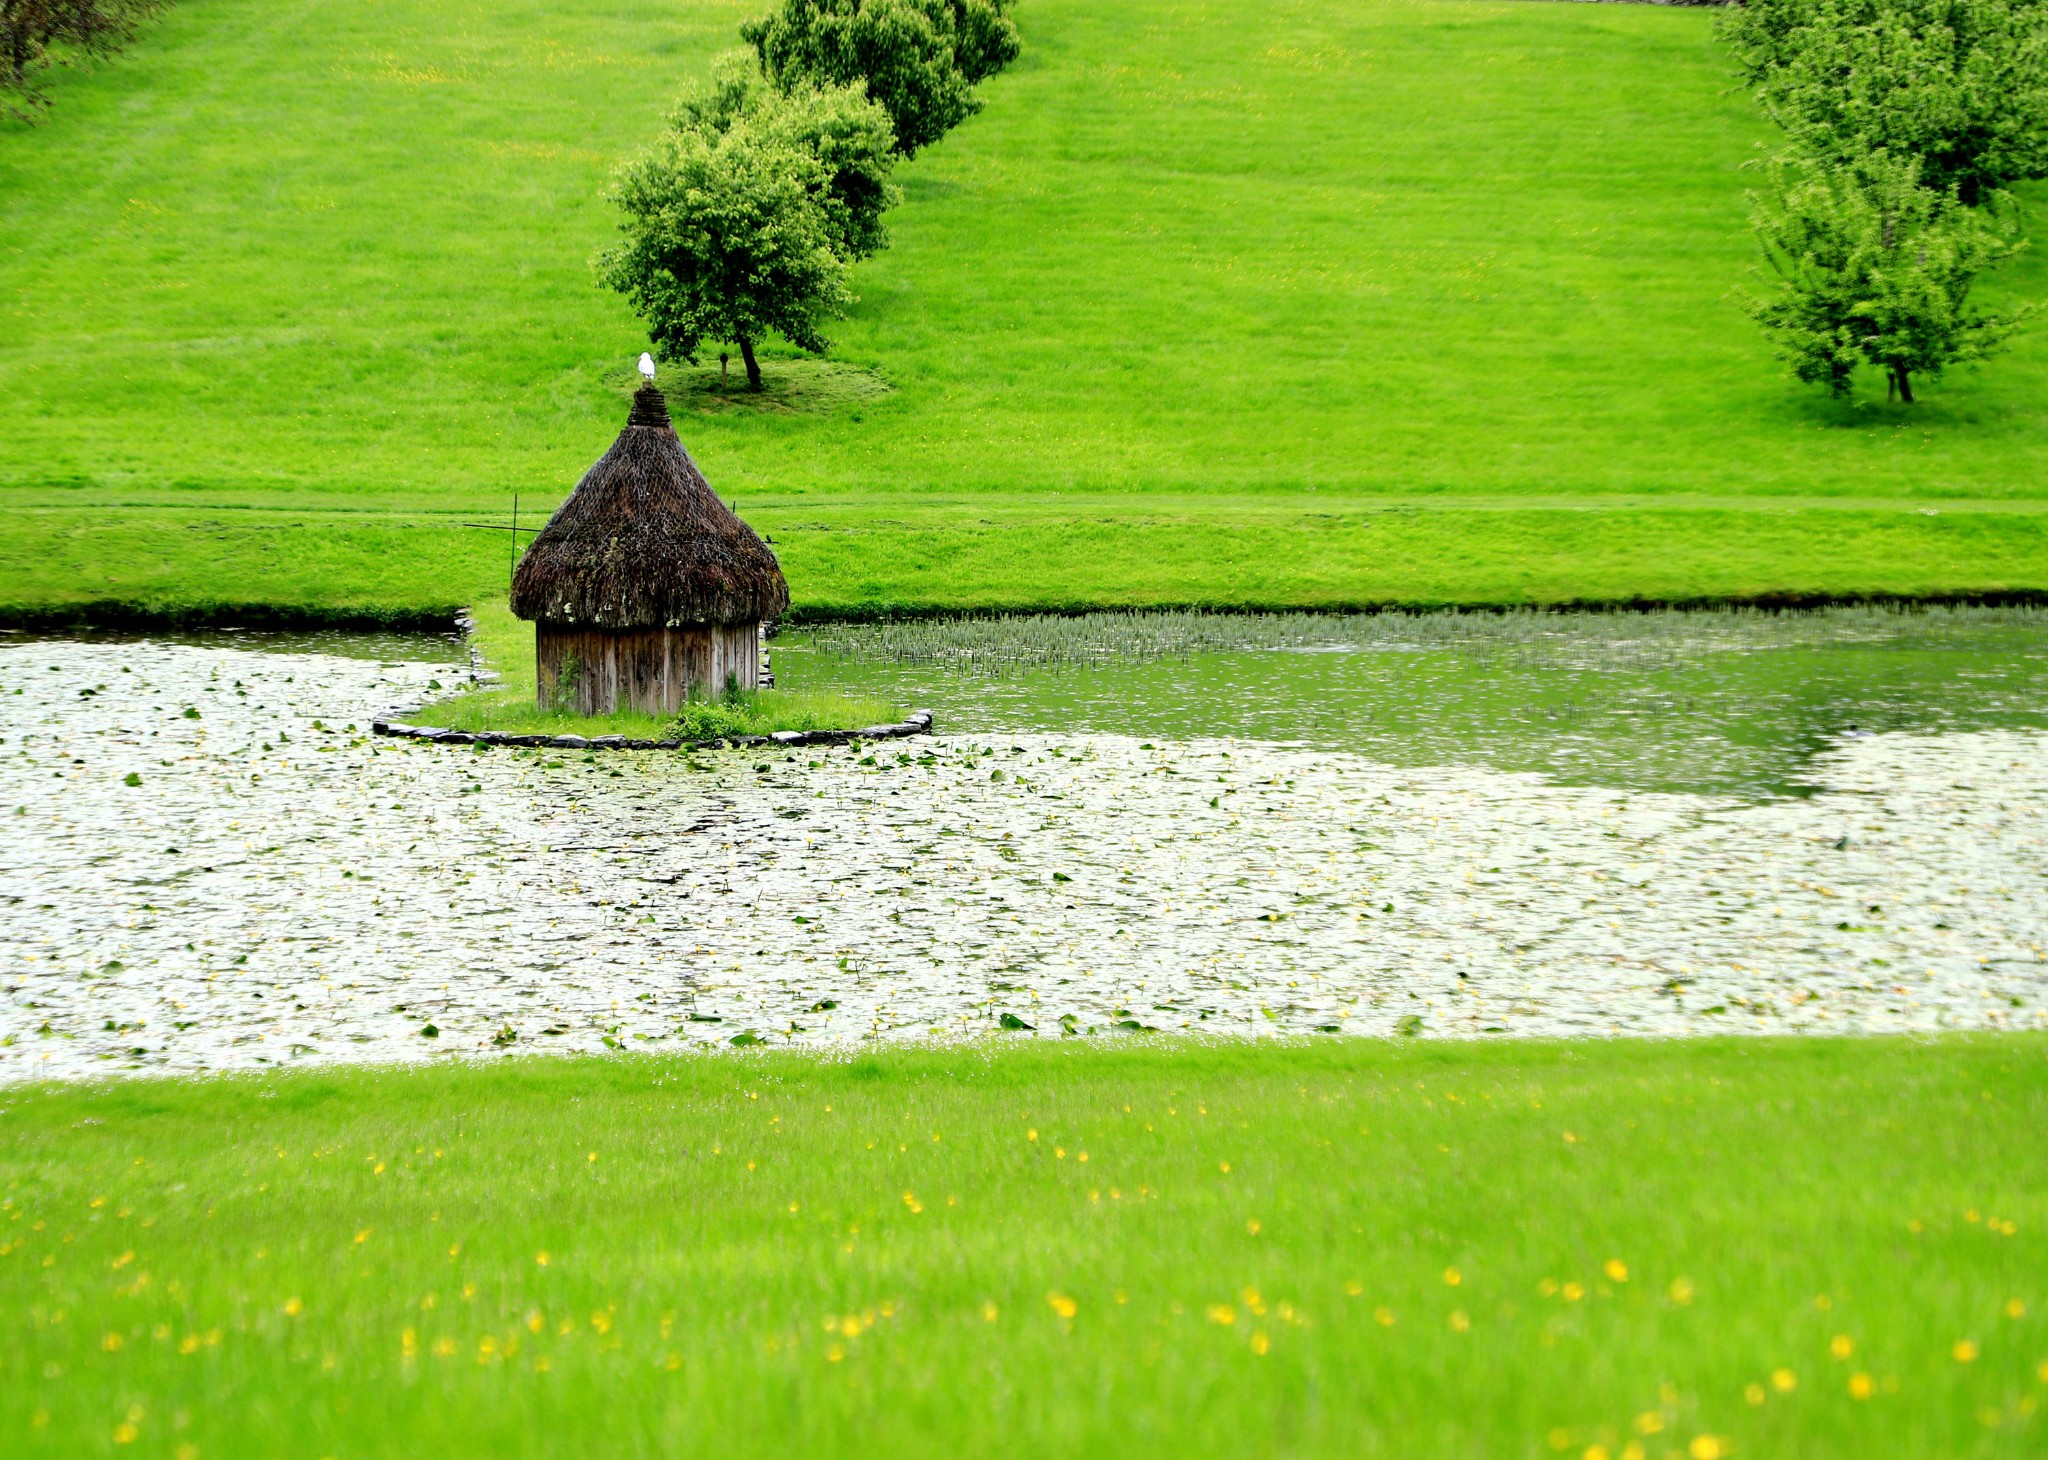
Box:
[737,335,762,391]
[1894,366,1914,404]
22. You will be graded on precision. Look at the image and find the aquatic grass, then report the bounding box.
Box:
[0,1036,2042,1457]
[804,602,2048,677]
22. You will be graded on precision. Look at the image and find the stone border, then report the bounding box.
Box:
[370,708,933,752]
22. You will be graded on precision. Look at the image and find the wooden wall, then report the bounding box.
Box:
[535,623,759,715]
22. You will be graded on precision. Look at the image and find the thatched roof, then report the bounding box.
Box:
[511,387,790,629]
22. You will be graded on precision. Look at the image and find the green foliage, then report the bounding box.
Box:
[742,0,1020,155]
[1721,0,2048,204]
[1748,148,2029,399]
[596,51,898,387]
[0,0,163,119]
[596,112,853,388]
[672,52,901,262]
[1,1037,2042,1456]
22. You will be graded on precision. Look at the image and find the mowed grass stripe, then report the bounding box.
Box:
[5,503,2047,622]
[1,1037,2042,1456]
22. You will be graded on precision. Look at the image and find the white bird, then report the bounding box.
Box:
[637,352,656,384]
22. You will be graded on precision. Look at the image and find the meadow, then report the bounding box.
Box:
[1,1036,2042,1457]
[5,0,2048,621]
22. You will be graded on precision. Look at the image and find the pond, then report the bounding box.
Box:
[779,605,2048,799]
[2,608,2044,1083]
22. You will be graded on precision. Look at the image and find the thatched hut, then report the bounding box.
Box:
[511,386,789,715]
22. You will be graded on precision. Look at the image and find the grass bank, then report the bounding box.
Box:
[6,501,2048,626]
[405,602,899,741]
[5,0,2048,618]
[2,1036,2042,1457]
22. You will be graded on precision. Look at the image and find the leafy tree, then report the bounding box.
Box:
[1747,148,2029,400]
[741,0,1020,155]
[2,0,164,120]
[672,53,900,261]
[597,122,851,392]
[1721,0,2048,205]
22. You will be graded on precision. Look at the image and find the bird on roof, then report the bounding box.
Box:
[638,352,657,384]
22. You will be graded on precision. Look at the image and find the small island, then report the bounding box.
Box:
[395,381,917,748]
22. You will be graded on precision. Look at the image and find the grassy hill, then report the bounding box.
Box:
[3,0,2047,619]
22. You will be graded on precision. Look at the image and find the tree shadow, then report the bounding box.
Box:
[605,358,895,417]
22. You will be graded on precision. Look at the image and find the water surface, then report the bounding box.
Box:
[780,606,2048,798]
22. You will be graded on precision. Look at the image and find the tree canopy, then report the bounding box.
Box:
[2,0,164,120]
[1747,148,2029,401]
[597,124,851,391]
[1721,0,2048,204]
[741,0,1020,155]
[672,53,901,261]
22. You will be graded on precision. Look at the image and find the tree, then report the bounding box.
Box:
[596,123,851,391]
[672,53,900,261]
[1747,148,2029,401]
[741,0,1020,155]
[1721,0,2048,205]
[2,0,163,121]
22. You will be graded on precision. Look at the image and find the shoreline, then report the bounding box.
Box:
[11,586,2048,636]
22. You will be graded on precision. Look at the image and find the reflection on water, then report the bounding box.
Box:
[782,606,2048,798]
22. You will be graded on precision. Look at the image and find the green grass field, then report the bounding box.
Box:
[5,0,2048,621]
[3,1037,2042,1457]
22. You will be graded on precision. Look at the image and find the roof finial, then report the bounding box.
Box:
[637,352,656,384]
